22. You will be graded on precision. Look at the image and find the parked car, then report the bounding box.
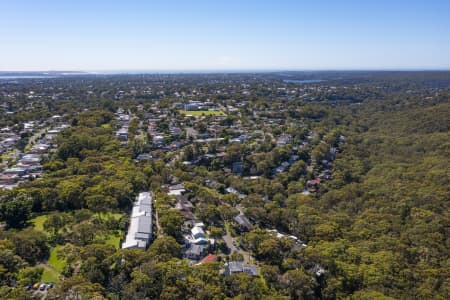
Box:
[39,283,47,291]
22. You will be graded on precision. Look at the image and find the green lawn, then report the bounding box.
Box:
[97,212,123,220]
[103,232,121,249]
[48,245,66,273]
[179,110,225,116]
[95,213,123,249]
[31,215,48,233]
[32,212,122,232]
[40,264,61,283]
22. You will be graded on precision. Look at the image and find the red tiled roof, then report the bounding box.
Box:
[198,254,218,264]
[307,178,321,185]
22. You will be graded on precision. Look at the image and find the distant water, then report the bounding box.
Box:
[0,75,56,79]
[283,79,324,83]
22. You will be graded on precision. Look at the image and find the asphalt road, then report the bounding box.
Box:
[222,233,251,264]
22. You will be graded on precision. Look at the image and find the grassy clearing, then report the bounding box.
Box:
[40,264,61,283]
[31,215,48,233]
[179,110,225,116]
[103,232,121,249]
[97,212,123,220]
[48,245,66,273]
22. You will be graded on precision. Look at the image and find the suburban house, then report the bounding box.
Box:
[191,224,208,243]
[225,261,258,276]
[234,214,253,232]
[183,223,216,261]
[175,196,196,223]
[136,153,153,161]
[185,244,207,260]
[306,178,321,192]
[116,127,128,141]
[168,183,186,196]
[184,222,216,249]
[196,254,218,265]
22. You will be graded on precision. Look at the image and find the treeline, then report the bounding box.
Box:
[1,110,152,224]
[293,97,450,298]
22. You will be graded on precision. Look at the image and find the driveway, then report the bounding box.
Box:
[222,233,251,264]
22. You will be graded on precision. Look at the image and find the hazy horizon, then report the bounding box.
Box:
[2,68,450,74]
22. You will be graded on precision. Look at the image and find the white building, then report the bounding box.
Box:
[185,223,211,245]
[122,192,153,250]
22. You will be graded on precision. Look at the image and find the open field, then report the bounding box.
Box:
[103,231,122,249]
[179,110,225,116]
[40,264,61,283]
[48,245,66,272]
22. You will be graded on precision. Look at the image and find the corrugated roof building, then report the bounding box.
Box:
[122,192,153,250]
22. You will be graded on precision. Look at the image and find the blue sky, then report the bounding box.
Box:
[1,0,449,71]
